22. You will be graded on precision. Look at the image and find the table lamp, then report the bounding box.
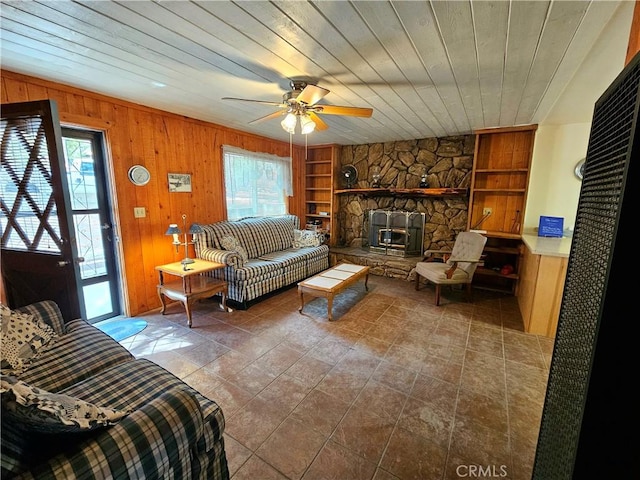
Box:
[165,214,203,270]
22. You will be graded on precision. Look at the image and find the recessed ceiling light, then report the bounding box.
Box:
[151,81,166,88]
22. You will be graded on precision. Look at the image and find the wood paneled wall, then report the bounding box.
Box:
[1,70,306,316]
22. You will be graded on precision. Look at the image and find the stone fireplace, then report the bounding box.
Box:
[330,135,475,279]
[366,209,425,257]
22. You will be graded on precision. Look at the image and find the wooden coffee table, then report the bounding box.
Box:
[298,263,370,321]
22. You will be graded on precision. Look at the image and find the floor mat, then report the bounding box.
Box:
[94,318,147,342]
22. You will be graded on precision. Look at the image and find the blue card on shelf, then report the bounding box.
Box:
[538,216,564,237]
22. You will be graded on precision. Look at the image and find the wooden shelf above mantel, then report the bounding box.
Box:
[334,187,469,196]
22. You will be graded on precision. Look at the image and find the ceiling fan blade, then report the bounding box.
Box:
[312,104,373,117]
[248,110,286,124]
[296,84,329,106]
[308,112,329,131]
[221,97,286,108]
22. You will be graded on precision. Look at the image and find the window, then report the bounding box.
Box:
[223,145,292,220]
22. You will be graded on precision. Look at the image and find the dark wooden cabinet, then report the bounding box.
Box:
[473,233,523,294]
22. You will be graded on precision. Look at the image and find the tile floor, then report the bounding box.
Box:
[121,275,552,480]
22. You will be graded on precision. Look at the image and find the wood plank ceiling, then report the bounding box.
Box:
[0,1,631,146]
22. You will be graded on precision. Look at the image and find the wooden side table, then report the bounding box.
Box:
[155,259,228,327]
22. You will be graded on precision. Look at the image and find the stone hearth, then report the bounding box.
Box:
[330,246,421,282]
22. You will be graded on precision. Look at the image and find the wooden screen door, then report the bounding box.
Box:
[0,99,82,321]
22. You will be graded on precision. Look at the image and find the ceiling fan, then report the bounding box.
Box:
[222,80,373,133]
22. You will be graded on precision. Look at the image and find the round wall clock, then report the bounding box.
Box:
[128,165,151,186]
[574,159,585,180]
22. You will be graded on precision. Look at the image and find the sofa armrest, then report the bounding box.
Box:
[199,247,245,268]
[14,300,66,335]
[15,388,205,480]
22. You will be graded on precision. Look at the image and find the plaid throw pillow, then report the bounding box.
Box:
[0,304,57,375]
[220,235,249,262]
[1,375,129,433]
[293,229,321,248]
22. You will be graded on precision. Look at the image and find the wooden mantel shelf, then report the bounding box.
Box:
[334,187,468,196]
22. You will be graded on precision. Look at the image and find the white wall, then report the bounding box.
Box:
[524,1,633,234]
[525,123,591,232]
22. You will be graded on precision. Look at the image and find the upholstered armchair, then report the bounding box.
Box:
[414,231,487,305]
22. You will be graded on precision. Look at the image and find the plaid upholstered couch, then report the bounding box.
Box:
[195,215,329,308]
[1,300,229,480]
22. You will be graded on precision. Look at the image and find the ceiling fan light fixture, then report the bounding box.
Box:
[300,114,316,134]
[281,113,297,133]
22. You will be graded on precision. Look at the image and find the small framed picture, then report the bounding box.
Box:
[168,173,192,192]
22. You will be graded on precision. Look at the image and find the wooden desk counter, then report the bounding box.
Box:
[518,236,570,337]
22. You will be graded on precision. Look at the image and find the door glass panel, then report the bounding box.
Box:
[74,213,106,279]
[83,281,113,319]
[63,138,98,210]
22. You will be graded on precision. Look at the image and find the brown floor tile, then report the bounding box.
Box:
[285,354,333,389]
[371,360,417,395]
[352,379,408,422]
[224,434,252,478]
[455,388,509,435]
[257,374,312,414]
[256,417,327,480]
[448,419,511,469]
[330,406,395,463]
[290,388,351,436]
[316,367,370,404]
[132,275,550,480]
[224,363,278,395]
[224,397,289,450]
[397,395,455,449]
[232,454,288,480]
[380,426,447,480]
[303,440,377,480]
[251,343,305,376]
[419,353,463,384]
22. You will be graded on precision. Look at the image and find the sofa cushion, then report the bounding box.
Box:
[238,215,297,256]
[18,319,134,393]
[220,234,249,262]
[61,358,226,446]
[293,229,321,248]
[197,215,297,259]
[226,257,287,282]
[1,375,128,433]
[1,304,58,375]
[15,300,66,335]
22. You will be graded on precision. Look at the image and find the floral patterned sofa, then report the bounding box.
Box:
[0,301,229,480]
[195,214,329,308]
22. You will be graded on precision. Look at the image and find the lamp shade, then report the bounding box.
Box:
[300,114,316,134]
[281,113,297,133]
[165,223,180,235]
[189,223,203,235]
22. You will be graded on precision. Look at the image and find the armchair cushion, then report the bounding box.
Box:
[415,231,487,305]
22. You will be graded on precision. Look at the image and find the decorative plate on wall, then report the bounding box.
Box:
[128,165,151,186]
[574,158,585,180]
